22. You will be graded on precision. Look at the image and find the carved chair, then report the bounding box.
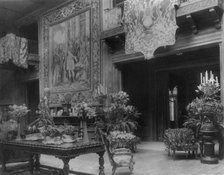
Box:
[98,129,134,175]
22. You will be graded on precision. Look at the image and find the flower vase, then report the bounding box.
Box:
[81,120,89,142]
[16,120,22,141]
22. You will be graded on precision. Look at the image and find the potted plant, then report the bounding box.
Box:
[100,91,140,151]
[184,71,224,164]
[184,71,223,131]
[103,91,140,133]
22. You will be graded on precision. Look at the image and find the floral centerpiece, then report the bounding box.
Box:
[73,102,96,120]
[184,71,223,131]
[8,104,29,140]
[73,101,96,142]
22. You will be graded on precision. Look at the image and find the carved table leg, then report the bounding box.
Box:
[29,154,34,175]
[1,146,6,171]
[35,154,40,172]
[62,158,70,175]
[98,151,105,175]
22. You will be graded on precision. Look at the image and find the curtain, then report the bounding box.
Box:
[0,33,28,68]
[154,71,169,140]
[124,0,180,59]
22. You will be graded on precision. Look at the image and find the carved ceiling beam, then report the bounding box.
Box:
[185,14,198,34]
[209,8,221,30]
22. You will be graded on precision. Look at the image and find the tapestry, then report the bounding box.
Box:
[49,10,91,90]
[0,33,28,68]
[40,0,101,105]
[124,0,180,59]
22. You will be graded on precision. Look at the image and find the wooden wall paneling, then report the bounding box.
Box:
[101,40,113,93]
[112,64,122,92]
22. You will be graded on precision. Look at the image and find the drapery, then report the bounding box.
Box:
[0,33,28,68]
[124,0,180,59]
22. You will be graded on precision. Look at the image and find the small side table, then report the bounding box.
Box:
[200,129,219,164]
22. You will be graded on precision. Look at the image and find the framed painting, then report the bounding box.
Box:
[49,9,91,92]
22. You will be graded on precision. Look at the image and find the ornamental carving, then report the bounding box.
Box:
[39,0,100,105]
[177,0,221,17]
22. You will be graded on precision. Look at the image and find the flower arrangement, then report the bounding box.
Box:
[8,104,29,122]
[184,71,223,131]
[73,102,96,120]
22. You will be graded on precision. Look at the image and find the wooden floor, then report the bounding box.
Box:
[1,142,224,175]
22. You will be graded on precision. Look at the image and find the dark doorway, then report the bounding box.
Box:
[120,46,220,141]
[26,80,39,124]
[121,61,151,140]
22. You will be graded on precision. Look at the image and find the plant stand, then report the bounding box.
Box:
[200,129,218,164]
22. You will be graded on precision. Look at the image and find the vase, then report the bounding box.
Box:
[16,120,22,141]
[81,120,89,142]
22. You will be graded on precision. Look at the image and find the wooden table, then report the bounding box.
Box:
[0,140,105,175]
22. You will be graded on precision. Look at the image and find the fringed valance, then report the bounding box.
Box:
[0,33,28,68]
[124,0,180,59]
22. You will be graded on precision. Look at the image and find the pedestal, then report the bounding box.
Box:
[200,129,218,164]
[16,122,22,141]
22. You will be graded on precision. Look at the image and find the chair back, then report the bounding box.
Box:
[98,129,115,166]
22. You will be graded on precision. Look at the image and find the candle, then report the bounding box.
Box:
[169,97,174,121]
[205,71,208,83]
[98,85,100,94]
[200,73,202,84]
